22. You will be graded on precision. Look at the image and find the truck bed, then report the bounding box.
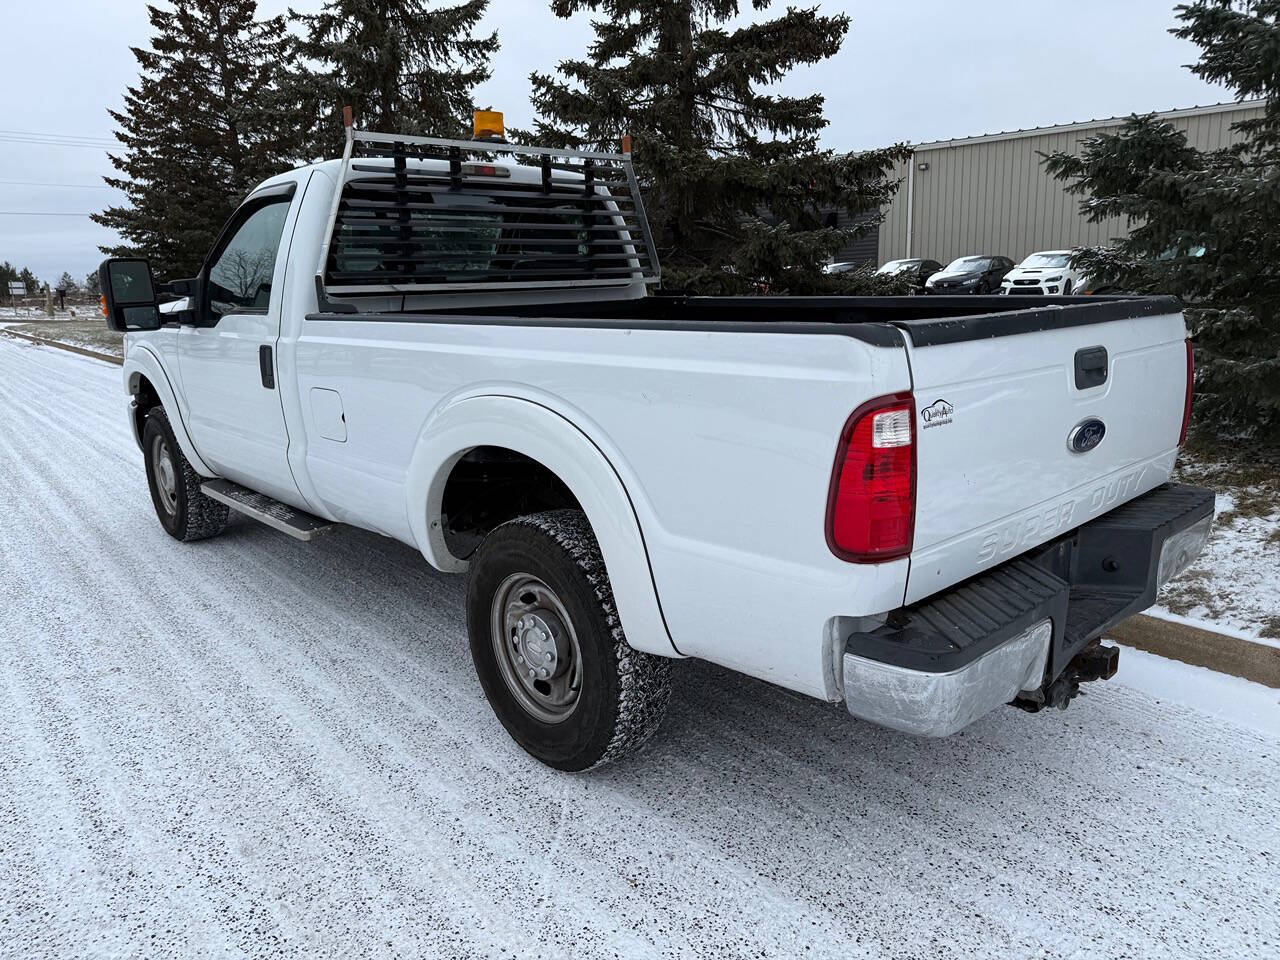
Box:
[292,290,1190,698]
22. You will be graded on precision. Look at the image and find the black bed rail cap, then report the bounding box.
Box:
[894,295,1184,347]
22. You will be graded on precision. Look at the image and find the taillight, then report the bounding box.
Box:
[1179,338,1194,446]
[826,392,916,563]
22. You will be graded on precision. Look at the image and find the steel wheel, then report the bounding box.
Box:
[466,511,673,770]
[490,572,583,723]
[150,433,178,517]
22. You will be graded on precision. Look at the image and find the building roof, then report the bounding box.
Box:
[912,99,1265,152]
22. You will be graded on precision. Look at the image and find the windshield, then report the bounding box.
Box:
[1020,253,1071,268]
[876,259,920,275]
[944,257,990,273]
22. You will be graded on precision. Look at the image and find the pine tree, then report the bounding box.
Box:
[1043,1,1280,441]
[93,1,295,279]
[56,271,78,294]
[522,0,910,294]
[288,0,499,158]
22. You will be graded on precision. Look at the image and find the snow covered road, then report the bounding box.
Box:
[1,337,1277,960]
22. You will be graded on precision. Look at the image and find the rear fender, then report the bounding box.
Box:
[123,344,215,477]
[403,394,679,658]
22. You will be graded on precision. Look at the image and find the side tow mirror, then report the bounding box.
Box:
[98,258,161,332]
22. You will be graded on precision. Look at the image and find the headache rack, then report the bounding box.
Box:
[316,126,661,300]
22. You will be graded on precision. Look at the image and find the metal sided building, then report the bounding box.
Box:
[873,100,1265,268]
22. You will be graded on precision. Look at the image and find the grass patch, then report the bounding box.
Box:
[1177,429,1279,520]
[7,320,123,356]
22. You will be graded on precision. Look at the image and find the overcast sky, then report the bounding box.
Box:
[0,0,1231,285]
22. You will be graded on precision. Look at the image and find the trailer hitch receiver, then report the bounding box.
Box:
[1014,640,1119,713]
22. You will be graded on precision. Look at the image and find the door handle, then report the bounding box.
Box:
[259,344,275,389]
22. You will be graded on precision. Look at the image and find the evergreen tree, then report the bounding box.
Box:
[84,271,101,297]
[288,0,499,158]
[56,271,78,294]
[522,0,911,294]
[93,1,295,279]
[1043,1,1280,441]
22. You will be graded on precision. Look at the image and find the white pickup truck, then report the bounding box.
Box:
[99,123,1213,771]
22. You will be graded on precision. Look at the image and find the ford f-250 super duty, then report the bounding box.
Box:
[99,117,1214,771]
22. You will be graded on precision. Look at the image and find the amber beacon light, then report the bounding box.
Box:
[473,110,505,141]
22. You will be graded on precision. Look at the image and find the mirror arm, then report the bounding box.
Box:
[158,277,195,297]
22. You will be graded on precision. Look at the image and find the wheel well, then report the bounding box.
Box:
[130,374,162,437]
[440,446,581,559]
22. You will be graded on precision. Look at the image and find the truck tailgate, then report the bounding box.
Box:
[900,303,1190,605]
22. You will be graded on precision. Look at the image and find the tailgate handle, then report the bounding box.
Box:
[1074,346,1108,389]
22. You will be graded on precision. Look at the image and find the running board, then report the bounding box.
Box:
[200,479,335,542]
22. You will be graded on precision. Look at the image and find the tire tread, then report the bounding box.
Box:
[145,407,229,542]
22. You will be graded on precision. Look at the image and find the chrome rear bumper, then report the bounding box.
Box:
[843,620,1052,737]
[841,483,1214,736]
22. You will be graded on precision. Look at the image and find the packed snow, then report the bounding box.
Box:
[0,337,1277,959]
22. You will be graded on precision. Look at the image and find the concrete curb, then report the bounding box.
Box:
[1108,614,1280,689]
[1,329,123,366]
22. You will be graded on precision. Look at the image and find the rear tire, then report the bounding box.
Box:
[466,509,672,771]
[142,407,229,542]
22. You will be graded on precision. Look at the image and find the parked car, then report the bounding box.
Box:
[1001,250,1087,296]
[923,255,1015,294]
[875,258,943,293]
[100,117,1211,771]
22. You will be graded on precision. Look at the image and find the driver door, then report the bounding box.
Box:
[178,179,302,504]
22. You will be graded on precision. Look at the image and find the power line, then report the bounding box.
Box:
[0,134,115,145]
[0,211,95,217]
[0,136,116,150]
[0,128,118,151]
[0,179,116,189]
[0,128,117,145]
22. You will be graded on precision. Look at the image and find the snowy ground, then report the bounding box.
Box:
[1,337,1278,960]
[1160,449,1280,638]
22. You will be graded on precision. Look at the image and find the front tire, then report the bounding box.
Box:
[142,407,229,542]
[466,510,672,771]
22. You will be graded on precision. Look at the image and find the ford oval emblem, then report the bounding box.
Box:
[1068,418,1106,454]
